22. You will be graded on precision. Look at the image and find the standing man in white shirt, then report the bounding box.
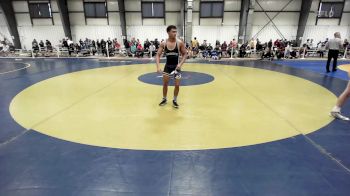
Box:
[325,32,343,73]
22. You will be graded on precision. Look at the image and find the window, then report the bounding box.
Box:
[29,3,52,18]
[142,2,165,18]
[317,2,344,18]
[84,2,107,18]
[200,1,224,18]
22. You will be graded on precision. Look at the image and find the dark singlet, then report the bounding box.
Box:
[164,39,179,67]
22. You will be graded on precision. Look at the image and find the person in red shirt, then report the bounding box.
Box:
[114,40,120,50]
[136,43,144,58]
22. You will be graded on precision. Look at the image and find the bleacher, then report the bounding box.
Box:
[1,43,349,60]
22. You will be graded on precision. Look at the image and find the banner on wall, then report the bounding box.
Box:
[317,2,344,18]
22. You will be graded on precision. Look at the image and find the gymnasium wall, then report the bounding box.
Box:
[0,0,349,49]
[303,0,350,44]
[68,0,122,46]
[191,0,240,45]
[10,0,64,49]
[251,0,301,43]
[0,7,12,42]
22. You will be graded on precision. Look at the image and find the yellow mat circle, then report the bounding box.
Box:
[10,64,336,150]
[339,64,350,73]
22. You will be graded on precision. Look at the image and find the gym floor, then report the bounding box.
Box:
[1,58,350,196]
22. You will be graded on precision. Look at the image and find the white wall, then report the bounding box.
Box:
[125,0,241,44]
[10,0,123,48]
[193,26,239,45]
[303,0,350,44]
[71,26,123,42]
[250,0,350,44]
[0,8,11,42]
[191,0,240,44]
[68,0,122,42]
[125,0,181,44]
[252,12,300,43]
[251,0,301,43]
[1,0,349,48]
[13,0,65,49]
[127,26,168,42]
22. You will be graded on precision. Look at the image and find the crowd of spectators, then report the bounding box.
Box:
[1,35,349,60]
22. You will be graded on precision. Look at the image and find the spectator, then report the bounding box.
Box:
[207,43,213,57]
[68,42,75,56]
[274,39,280,48]
[221,41,228,57]
[300,44,308,57]
[32,39,38,47]
[62,38,68,48]
[97,39,101,52]
[45,40,51,47]
[231,39,238,57]
[267,39,273,50]
[249,39,256,51]
[123,39,131,56]
[1,42,10,54]
[101,39,107,56]
[136,43,144,58]
[144,39,151,51]
[275,47,284,59]
[67,38,73,46]
[239,43,247,58]
[114,40,121,50]
[149,42,156,57]
[0,40,3,51]
[232,39,238,49]
[57,40,62,48]
[191,37,199,57]
[290,47,297,59]
[317,41,325,58]
[154,38,160,49]
[83,38,88,49]
[39,40,44,49]
[130,43,137,55]
[215,40,220,48]
[32,42,39,55]
[310,39,314,48]
[211,48,219,60]
[256,39,263,51]
[261,46,274,60]
[75,43,81,55]
[284,43,291,58]
[199,40,208,51]
[45,40,52,52]
[107,38,112,49]
[323,38,329,46]
[214,42,221,57]
[343,39,349,50]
